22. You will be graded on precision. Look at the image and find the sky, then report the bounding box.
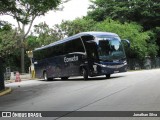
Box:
[0,0,91,29]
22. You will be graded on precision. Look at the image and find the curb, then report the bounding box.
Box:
[0,87,12,96]
[5,78,39,84]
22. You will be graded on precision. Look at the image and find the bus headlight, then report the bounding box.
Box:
[101,64,107,67]
[123,60,127,65]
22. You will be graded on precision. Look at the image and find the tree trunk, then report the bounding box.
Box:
[21,46,25,73]
[20,33,25,73]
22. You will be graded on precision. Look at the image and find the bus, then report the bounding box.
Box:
[33,32,130,80]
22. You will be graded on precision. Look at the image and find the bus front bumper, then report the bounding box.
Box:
[94,62,128,75]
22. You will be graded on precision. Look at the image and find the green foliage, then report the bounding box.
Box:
[60,18,97,36]
[1,0,65,72]
[1,0,62,24]
[0,0,18,15]
[0,24,22,71]
[88,0,160,58]
[1,0,159,71]
[33,22,61,46]
[153,27,160,56]
[26,36,39,50]
[0,24,18,56]
[88,0,160,30]
[59,18,158,59]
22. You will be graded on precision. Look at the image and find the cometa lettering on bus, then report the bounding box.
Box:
[64,56,79,63]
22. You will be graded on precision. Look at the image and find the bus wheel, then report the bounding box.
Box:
[82,68,88,80]
[106,74,110,79]
[61,77,69,80]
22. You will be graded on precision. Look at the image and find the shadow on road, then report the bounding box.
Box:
[39,75,125,82]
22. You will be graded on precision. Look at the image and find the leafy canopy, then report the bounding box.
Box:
[88,0,160,30]
[59,18,158,59]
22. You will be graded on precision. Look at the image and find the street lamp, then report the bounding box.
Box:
[26,51,33,62]
[26,51,35,78]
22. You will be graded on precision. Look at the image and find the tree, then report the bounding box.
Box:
[59,18,97,36]
[26,35,39,50]
[0,24,18,57]
[58,18,158,59]
[0,23,24,72]
[88,0,160,56]
[153,27,160,56]
[33,22,61,46]
[88,0,160,30]
[0,0,18,15]
[1,0,66,73]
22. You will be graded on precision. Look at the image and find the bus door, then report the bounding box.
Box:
[81,36,99,76]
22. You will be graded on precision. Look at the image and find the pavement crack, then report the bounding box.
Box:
[54,85,131,119]
[75,86,130,111]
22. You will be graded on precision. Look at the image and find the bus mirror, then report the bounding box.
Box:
[122,39,130,48]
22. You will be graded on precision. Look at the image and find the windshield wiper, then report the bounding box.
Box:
[100,59,113,62]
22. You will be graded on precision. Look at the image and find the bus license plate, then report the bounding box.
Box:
[114,71,119,73]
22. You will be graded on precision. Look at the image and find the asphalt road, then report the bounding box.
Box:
[0,69,160,120]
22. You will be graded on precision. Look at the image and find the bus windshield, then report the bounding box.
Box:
[96,36,125,62]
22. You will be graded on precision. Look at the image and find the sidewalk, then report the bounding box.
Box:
[0,73,35,96]
[5,78,34,84]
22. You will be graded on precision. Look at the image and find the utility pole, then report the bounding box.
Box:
[0,57,5,91]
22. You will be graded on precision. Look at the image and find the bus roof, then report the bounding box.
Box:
[34,31,118,51]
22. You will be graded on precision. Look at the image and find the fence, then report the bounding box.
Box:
[127,57,160,70]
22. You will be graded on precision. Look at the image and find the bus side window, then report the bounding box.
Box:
[63,38,85,55]
[63,41,73,54]
[72,38,85,53]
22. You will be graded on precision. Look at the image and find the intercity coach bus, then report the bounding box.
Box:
[33,32,130,80]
